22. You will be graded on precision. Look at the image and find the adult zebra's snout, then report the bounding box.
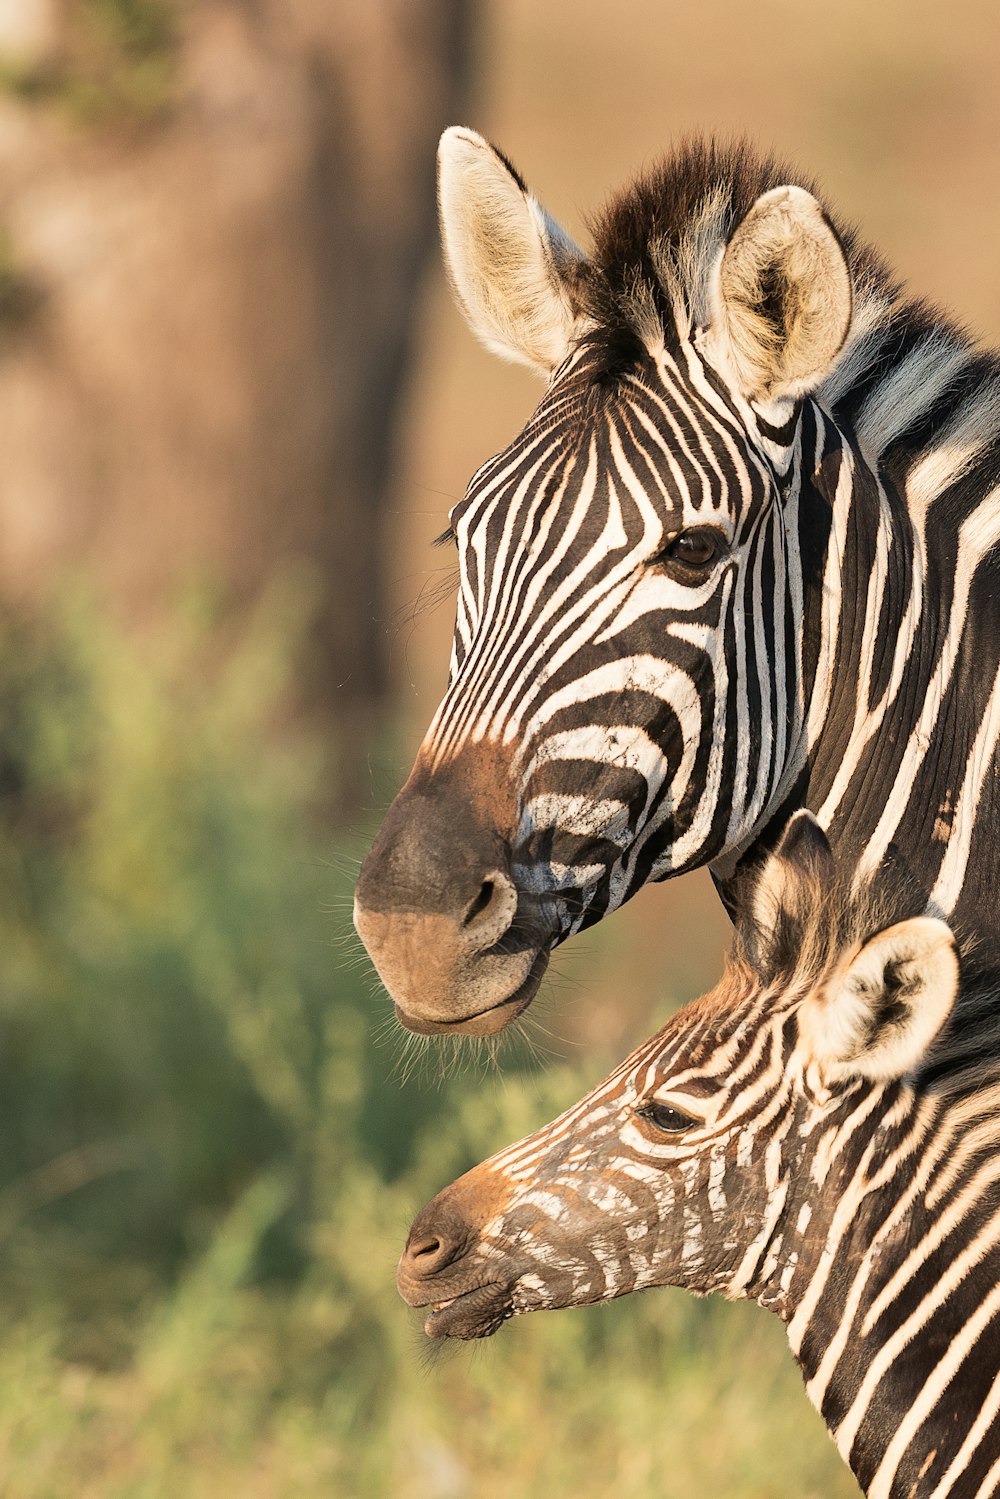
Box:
[354,750,552,1036]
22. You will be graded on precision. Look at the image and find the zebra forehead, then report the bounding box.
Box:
[462,363,755,554]
[589,971,795,1093]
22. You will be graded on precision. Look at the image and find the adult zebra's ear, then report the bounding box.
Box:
[800,917,959,1085]
[704,184,853,404]
[437,127,589,376]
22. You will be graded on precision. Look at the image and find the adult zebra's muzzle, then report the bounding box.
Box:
[354,750,553,1036]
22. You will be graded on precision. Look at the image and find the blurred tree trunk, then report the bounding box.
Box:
[0,0,475,767]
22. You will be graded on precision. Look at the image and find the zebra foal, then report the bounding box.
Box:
[399,813,1000,1497]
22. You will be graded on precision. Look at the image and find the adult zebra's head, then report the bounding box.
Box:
[356,131,855,1036]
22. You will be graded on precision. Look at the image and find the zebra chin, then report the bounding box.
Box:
[418,1282,514,1341]
[390,947,551,1038]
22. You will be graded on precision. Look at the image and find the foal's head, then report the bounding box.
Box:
[397,812,959,1339]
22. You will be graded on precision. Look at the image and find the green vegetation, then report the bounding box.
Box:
[1,0,176,124]
[0,586,858,1497]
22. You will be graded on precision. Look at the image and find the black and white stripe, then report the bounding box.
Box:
[419,131,1000,961]
[398,815,1000,1496]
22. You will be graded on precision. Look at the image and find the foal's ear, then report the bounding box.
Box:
[752,810,834,940]
[704,184,852,404]
[437,127,589,376]
[800,917,959,1084]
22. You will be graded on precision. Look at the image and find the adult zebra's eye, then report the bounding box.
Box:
[652,527,725,576]
[636,1100,697,1134]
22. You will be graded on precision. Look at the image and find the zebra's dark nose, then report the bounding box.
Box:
[461,872,517,944]
[399,1225,464,1283]
[355,770,512,931]
[397,1194,474,1304]
[354,748,552,1036]
[397,1167,513,1312]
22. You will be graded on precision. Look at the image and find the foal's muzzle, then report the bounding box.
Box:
[397,1166,518,1339]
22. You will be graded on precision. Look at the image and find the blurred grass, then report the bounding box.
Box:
[0,583,857,1497]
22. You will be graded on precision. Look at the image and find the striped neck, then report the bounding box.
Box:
[766,1078,1000,1497]
[708,403,907,869]
[723,373,1000,968]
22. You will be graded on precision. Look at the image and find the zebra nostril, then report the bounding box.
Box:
[412,1234,443,1260]
[463,880,495,927]
[405,1228,462,1278]
[458,869,517,951]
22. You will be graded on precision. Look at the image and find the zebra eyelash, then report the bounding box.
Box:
[433,525,457,549]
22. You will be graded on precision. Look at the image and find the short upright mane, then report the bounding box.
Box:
[586,137,844,340]
[580,136,991,471]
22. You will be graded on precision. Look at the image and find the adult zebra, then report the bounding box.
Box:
[398,813,1000,1497]
[355,129,1000,1037]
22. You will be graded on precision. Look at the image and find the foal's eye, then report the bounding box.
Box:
[637,1100,697,1134]
[651,527,726,577]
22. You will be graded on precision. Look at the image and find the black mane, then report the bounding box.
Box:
[575,134,948,397]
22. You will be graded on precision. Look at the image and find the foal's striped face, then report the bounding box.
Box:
[400,977,806,1339]
[398,815,960,1341]
[424,347,794,935]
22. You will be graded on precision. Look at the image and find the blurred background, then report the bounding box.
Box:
[0,1,998,1494]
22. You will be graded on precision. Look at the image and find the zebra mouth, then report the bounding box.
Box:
[394,949,550,1037]
[423,1282,513,1340]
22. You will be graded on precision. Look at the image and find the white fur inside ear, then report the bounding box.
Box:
[704,184,852,402]
[437,126,587,376]
[800,917,959,1084]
